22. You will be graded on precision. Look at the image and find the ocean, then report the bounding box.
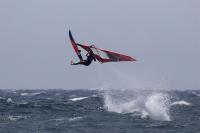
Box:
[0,89,199,133]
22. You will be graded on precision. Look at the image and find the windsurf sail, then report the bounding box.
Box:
[69,30,136,63]
[76,44,136,63]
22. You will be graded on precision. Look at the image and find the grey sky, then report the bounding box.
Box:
[0,0,199,89]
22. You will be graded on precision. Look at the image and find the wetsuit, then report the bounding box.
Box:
[83,54,95,66]
[71,51,96,66]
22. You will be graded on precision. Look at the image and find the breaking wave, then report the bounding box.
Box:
[190,91,200,97]
[69,96,89,102]
[8,115,28,121]
[55,116,83,122]
[103,90,171,121]
[6,98,13,103]
[69,117,83,122]
[171,101,191,106]
[20,91,45,96]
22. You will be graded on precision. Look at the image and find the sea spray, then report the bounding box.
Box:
[145,93,171,121]
[103,89,171,121]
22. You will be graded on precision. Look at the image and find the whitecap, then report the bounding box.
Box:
[20,91,44,96]
[140,110,149,119]
[20,93,29,96]
[6,98,13,103]
[69,96,89,102]
[92,94,98,97]
[8,115,28,121]
[171,101,191,106]
[30,92,44,96]
[191,91,200,97]
[18,101,29,105]
[69,117,83,122]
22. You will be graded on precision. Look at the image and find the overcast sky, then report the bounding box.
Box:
[0,0,199,90]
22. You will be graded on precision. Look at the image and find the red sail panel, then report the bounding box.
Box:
[77,44,136,63]
[69,30,83,60]
[95,48,136,63]
[69,30,78,53]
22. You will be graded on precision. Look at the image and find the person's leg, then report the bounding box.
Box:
[71,61,85,65]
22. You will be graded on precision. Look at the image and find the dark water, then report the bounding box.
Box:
[0,89,200,133]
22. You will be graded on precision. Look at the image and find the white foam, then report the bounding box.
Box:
[145,93,171,121]
[6,98,13,103]
[69,96,89,102]
[103,90,171,121]
[104,93,138,114]
[171,101,191,106]
[140,110,149,119]
[55,116,83,123]
[8,115,27,121]
[55,117,68,122]
[69,117,83,122]
[20,93,29,96]
[191,91,200,97]
[20,91,44,96]
[30,92,44,96]
[18,101,29,105]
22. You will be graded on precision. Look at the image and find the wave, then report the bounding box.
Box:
[8,115,28,121]
[69,96,89,102]
[0,96,5,100]
[171,101,191,106]
[54,116,83,123]
[17,101,29,106]
[20,91,45,96]
[103,90,171,121]
[190,91,200,97]
[69,117,83,122]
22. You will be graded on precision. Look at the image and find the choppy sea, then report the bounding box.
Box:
[0,89,200,133]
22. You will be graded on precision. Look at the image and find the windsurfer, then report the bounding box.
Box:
[71,49,96,66]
